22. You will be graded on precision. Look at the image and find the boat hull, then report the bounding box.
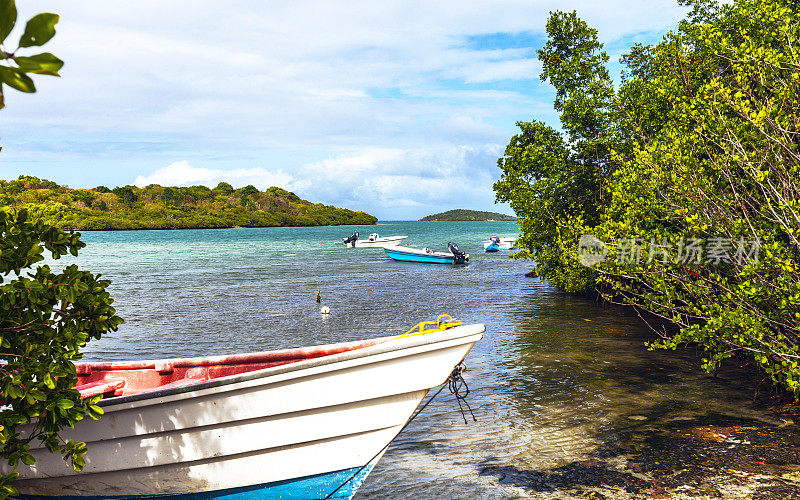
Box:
[18,466,375,499]
[383,246,469,264]
[482,238,515,250]
[10,326,485,499]
[346,236,407,248]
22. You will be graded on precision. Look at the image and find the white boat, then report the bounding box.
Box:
[8,320,484,499]
[482,236,516,250]
[344,232,408,248]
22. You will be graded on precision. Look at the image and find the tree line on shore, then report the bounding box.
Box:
[0,176,378,230]
[419,209,517,221]
[496,0,800,394]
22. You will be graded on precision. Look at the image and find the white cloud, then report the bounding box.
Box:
[133,143,506,219]
[134,161,297,191]
[7,0,687,150]
[134,161,219,187]
[291,144,505,219]
[464,59,542,83]
[4,0,688,217]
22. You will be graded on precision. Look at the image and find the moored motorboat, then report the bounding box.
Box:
[8,320,484,499]
[482,236,516,250]
[384,242,469,264]
[343,232,408,247]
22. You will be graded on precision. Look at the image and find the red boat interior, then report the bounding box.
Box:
[74,338,388,400]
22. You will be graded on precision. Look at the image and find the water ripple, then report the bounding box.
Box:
[46,222,775,498]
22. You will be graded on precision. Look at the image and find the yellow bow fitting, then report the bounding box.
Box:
[398,314,463,338]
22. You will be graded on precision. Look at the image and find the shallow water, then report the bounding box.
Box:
[57,221,775,498]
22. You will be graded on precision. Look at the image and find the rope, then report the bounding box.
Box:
[447,364,476,425]
[323,363,474,499]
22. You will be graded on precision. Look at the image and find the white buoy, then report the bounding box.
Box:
[320,306,331,315]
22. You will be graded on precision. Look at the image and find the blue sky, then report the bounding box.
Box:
[1,1,688,220]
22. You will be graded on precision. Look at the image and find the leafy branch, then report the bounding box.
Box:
[0,0,62,112]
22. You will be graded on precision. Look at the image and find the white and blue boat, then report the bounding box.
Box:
[482,236,516,251]
[384,242,469,265]
[8,321,484,499]
[343,232,408,248]
[484,236,501,252]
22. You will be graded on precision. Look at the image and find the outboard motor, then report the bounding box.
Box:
[343,232,359,246]
[448,241,467,263]
[491,236,501,245]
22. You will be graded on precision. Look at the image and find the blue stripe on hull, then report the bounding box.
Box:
[383,248,461,264]
[18,466,372,500]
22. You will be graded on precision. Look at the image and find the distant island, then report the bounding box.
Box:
[419,209,517,222]
[0,176,377,230]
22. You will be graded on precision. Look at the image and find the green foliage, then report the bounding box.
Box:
[495,10,615,291]
[17,13,58,48]
[237,185,259,197]
[0,0,62,111]
[212,182,234,195]
[111,186,137,204]
[495,0,800,394]
[0,208,123,497]
[0,176,378,230]
[598,0,800,393]
[418,209,516,222]
[0,6,124,496]
[265,186,301,202]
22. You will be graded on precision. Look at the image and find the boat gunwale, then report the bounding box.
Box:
[96,324,485,408]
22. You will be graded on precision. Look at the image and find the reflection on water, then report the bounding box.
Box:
[56,222,775,498]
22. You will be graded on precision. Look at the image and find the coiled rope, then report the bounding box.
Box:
[448,363,476,425]
[323,362,475,499]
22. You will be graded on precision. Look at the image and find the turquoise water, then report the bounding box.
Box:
[73,221,523,361]
[58,221,775,498]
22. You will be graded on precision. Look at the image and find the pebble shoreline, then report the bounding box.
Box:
[480,411,800,499]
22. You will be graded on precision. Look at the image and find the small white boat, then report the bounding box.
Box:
[8,319,484,499]
[482,236,516,250]
[344,232,408,247]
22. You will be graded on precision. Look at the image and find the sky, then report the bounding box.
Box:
[1,1,688,220]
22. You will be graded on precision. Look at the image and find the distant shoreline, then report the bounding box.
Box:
[419,209,517,222]
[70,222,376,232]
[69,219,517,232]
[1,176,378,231]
